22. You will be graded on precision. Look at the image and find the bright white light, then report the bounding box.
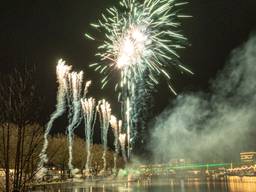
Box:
[56,59,72,81]
[116,26,148,69]
[131,27,147,43]
[123,39,135,56]
[119,133,126,145]
[117,38,135,68]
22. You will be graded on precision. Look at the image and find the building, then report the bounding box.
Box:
[240,152,256,164]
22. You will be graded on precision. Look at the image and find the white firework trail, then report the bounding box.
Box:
[83,81,92,98]
[97,99,111,172]
[37,59,71,178]
[86,0,193,158]
[66,71,84,174]
[119,133,127,163]
[110,115,121,173]
[81,97,96,173]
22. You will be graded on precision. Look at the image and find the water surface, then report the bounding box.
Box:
[31,176,256,192]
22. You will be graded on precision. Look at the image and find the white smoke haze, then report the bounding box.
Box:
[150,34,256,162]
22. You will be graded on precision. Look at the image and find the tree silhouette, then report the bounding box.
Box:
[0,66,43,192]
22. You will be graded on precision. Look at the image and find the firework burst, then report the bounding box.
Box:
[87,0,192,93]
[86,0,192,158]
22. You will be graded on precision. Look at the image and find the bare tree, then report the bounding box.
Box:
[0,66,43,192]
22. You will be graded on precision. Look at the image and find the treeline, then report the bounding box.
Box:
[0,66,123,192]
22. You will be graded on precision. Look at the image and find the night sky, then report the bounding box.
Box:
[0,0,256,139]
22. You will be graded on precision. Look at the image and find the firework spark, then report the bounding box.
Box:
[81,97,96,173]
[86,0,192,92]
[37,59,71,178]
[97,99,112,172]
[66,71,84,173]
[86,0,192,158]
[110,115,122,173]
[119,133,127,163]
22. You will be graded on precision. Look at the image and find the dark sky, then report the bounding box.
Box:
[0,0,256,137]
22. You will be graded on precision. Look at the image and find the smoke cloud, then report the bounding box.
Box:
[149,34,256,163]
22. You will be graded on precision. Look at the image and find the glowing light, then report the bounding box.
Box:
[86,0,193,158]
[110,115,121,173]
[38,59,93,178]
[119,133,126,148]
[97,99,112,172]
[87,0,192,92]
[119,133,127,163]
[116,26,148,69]
[66,71,84,173]
[81,97,96,173]
[37,59,72,178]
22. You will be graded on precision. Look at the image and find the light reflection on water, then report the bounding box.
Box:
[32,176,256,192]
[227,176,256,192]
